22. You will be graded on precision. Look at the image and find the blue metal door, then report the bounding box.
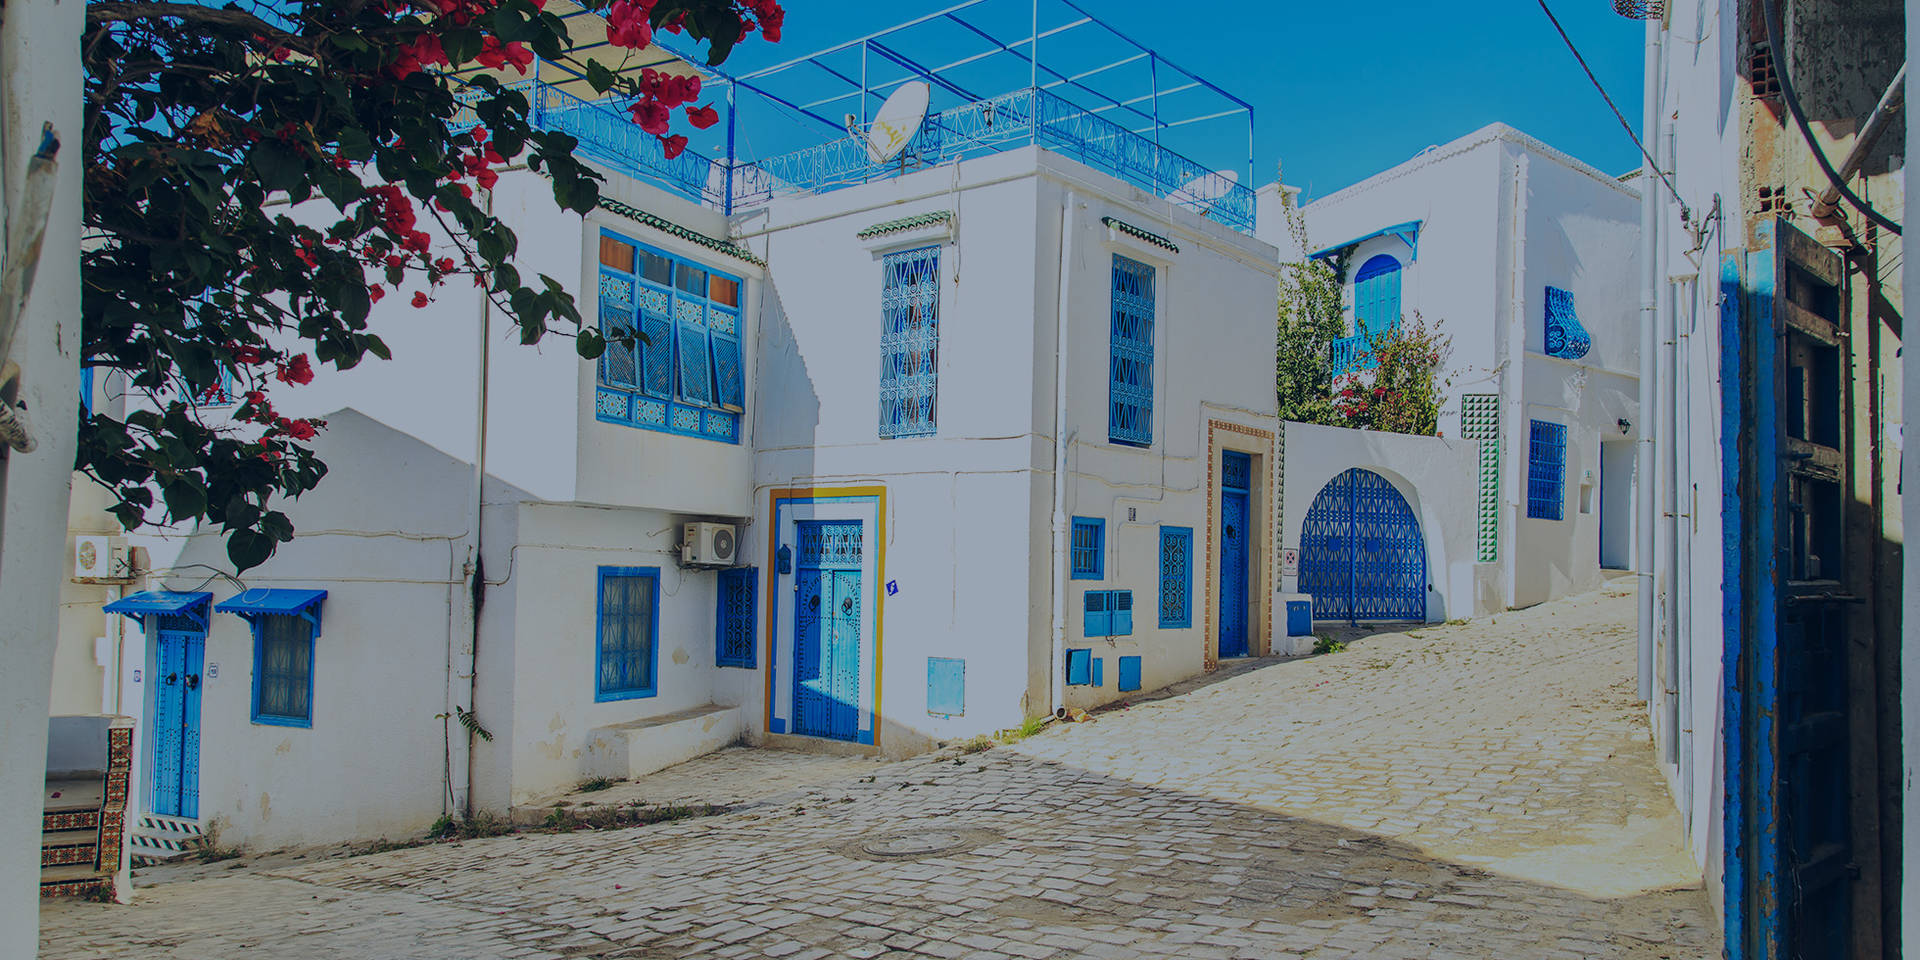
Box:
[1299,468,1425,623]
[793,521,862,742]
[149,623,204,818]
[1218,451,1251,658]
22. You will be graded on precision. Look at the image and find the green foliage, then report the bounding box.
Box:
[575,776,617,793]
[1312,634,1346,655]
[997,715,1049,743]
[426,811,515,840]
[76,0,777,570]
[1275,193,1347,427]
[1332,312,1454,437]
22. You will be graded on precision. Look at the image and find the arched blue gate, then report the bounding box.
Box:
[1299,468,1426,622]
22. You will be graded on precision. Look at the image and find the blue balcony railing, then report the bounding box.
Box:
[1331,335,1372,381]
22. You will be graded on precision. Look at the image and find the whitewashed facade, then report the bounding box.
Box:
[1258,123,1642,617]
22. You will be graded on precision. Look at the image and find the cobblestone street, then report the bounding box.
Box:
[42,581,1718,959]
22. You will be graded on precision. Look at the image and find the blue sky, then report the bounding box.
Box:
[713,1,1646,201]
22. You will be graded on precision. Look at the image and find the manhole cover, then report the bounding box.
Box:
[846,827,998,861]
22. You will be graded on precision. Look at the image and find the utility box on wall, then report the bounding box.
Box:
[1276,592,1317,656]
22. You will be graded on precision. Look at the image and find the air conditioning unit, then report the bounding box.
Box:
[682,522,738,567]
[74,535,131,581]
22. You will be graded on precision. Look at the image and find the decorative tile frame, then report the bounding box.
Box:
[1203,419,1277,671]
[1460,394,1501,562]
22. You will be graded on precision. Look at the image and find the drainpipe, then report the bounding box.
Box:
[1635,16,1662,704]
[450,189,492,818]
[1048,189,1077,721]
[1674,273,1696,831]
[1810,63,1906,220]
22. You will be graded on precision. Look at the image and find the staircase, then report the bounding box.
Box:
[40,716,133,900]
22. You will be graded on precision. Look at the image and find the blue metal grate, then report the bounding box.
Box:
[1299,468,1427,623]
[1527,420,1568,520]
[1158,526,1192,628]
[1222,450,1252,492]
[715,567,757,668]
[879,247,941,438]
[797,521,864,568]
[1071,517,1104,579]
[1544,286,1592,360]
[1109,256,1155,447]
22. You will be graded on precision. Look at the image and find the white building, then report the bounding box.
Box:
[49,3,1289,856]
[1257,123,1642,619]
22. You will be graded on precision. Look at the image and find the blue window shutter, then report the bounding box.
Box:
[1111,590,1133,636]
[596,567,659,700]
[598,268,640,390]
[1083,590,1110,637]
[1353,254,1402,340]
[1108,256,1155,446]
[1158,526,1192,628]
[1070,517,1104,580]
[675,298,712,406]
[639,310,675,399]
[715,567,756,668]
[927,657,965,715]
[1526,420,1568,520]
[1065,648,1091,686]
[879,246,940,438]
[1091,657,1104,687]
[712,334,745,409]
[250,613,314,727]
[1118,655,1142,692]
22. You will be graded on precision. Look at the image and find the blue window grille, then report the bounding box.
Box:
[1543,286,1592,360]
[1109,256,1155,447]
[1082,589,1134,637]
[1071,517,1104,579]
[1118,655,1143,692]
[595,566,660,700]
[595,229,744,444]
[1158,526,1192,628]
[927,657,965,715]
[879,246,940,438]
[1527,420,1568,521]
[715,567,756,668]
[1352,254,1402,340]
[251,614,315,727]
[1065,648,1092,685]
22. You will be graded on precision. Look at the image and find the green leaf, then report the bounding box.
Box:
[576,327,606,359]
[226,529,275,573]
[586,61,617,95]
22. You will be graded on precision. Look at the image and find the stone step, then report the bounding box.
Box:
[39,864,110,899]
[129,813,203,865]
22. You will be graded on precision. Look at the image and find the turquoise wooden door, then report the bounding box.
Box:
[149,622,204,818]
[793,521,862,741]
[1219,451,1251,658]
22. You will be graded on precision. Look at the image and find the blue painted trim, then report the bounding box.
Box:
[1071,517,1105,580]
[769,717,787,734]
[1308,219,1423,264]
[594,566,661,702]
[1719,247,1748,958]
[1747,224,1784,956]
[248,615,316,728]
[856,729,875,746]
[1159,526,1193,628]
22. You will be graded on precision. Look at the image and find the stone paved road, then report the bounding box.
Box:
[42,581,1718,960]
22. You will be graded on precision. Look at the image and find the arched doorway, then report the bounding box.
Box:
[1299,468,1426,622]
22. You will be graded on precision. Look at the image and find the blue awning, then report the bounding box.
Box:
[103,591,212,627]
[215,589,328,635]
[1309,219,1424,264]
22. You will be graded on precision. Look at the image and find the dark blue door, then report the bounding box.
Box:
[1218,451,1250,658]
[1299,468,1425,623]
[149,622,204,818]
[793,521,862,742]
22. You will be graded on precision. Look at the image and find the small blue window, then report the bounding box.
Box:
[1527,420,1568,521]
[715,567,756,668]
[879,246,941,438]
[1353,254,1402,340]
[1082,589,1134,638]
[1071,517,1104,580]
[1118,655,1142,692]
[927,657,965,715]
[1158,526,1192,628]
[1109,255,1155,447]
[596,567,659,700]
[252,614,314,727]
[1065,648,1092,686]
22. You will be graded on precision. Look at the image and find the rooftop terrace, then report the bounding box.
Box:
[503,0,1258,232]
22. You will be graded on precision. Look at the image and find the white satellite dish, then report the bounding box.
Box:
[865,81,931,164]
[1169,169,1241,212]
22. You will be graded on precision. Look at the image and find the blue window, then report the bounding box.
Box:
[879,246,940,438]
[1082,589,1134,637]
[251,614,315,727]
[1109,255,1155,447]
[1353,254,1402,340]
[1527,420,1568,521]
[715,567,756,668]
[1117,655,1142,692]
[1070,517,1104,579]
[595,230,744,444]
[595,566,659,700]
[1158,526,1192,628]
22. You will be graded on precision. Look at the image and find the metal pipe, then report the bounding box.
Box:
[1811,62,1906,220]
[1675,273,1696,833]
[1635,16,1662,704]
[450,187,493,819]
[1659,274,1679,762]
[1048,188,1077,721]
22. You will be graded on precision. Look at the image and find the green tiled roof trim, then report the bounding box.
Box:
[595,198,765,266]
[856,210,954,239]
[1101,217,1179,254]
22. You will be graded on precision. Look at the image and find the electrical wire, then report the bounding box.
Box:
[1760,0,1902,236]
[1535,0,1689,218]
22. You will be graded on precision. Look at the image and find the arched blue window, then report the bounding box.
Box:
[1352,254,1403,339]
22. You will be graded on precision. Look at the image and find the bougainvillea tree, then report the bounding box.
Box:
[1331,312,1452,437]
[78,0,783,569]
